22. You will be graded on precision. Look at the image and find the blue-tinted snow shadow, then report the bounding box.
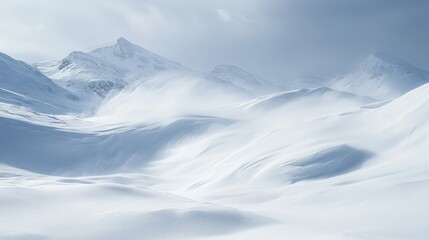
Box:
[0,116,230,176]
[285,145,373,183]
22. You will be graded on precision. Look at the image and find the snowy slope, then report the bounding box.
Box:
[359,82,429,144]
[330,52,429,100]
[94,71,252,124]
[240,87,374,112]
[0,52,80,114]
[0,166,271,240]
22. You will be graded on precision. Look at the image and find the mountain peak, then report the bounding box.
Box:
[110,38,139,59]
[330,52,429,100]
[355,51,425,80]
[85,38,185,79]
[364,52,412,68]
[116,37,130,44]
[115,37,137,49]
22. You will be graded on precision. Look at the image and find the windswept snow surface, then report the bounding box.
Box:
[209,64,282,95]
[1,41,429,240]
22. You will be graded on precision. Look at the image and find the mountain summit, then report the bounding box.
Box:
[112,37,139,59]
[330,52,429,100]
[88,37,185,75]
[36,38,186,98]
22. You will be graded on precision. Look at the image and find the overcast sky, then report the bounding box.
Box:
[0,0,428,81]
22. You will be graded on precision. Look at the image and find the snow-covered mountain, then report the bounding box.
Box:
[37,39,284,100]
[88,37,186,79]
[37,51,127,98]
[0,52,79,113]
[36,38,187,98]
[364,81,429,141]
[330,52,429,100]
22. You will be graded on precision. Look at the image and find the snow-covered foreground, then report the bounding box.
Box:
[1,39,429,240]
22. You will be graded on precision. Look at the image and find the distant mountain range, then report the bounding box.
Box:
[1,38,426,115]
